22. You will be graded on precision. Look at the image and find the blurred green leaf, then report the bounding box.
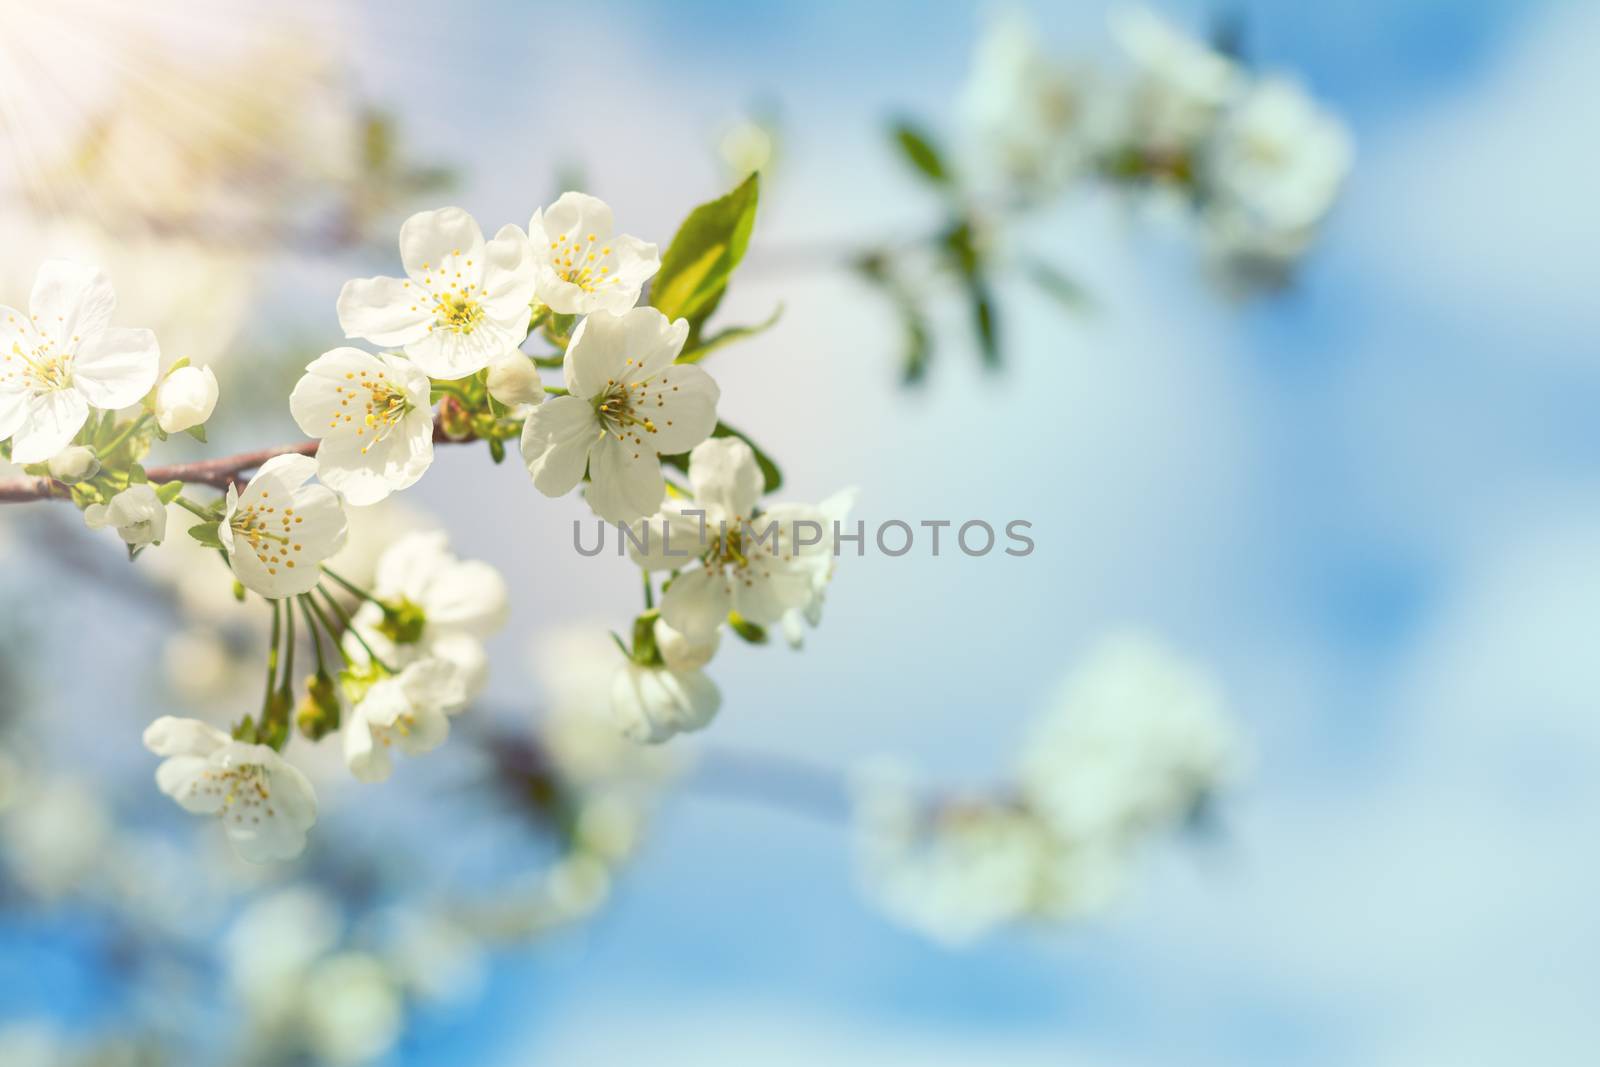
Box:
[651,173,761,335]
[856,254,934,385]
[1024,259,1094,312]
[942,221,1001,370]
[891,121,951,186]
[676,304,784,364]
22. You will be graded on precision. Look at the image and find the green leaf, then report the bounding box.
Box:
[855,255,933,385]
[660,420,782,494]
[187,521,223,549]
[651,172,760,333]
[1024,259,1094,313]
[675,303,783,364]
[891,121,950,186]
[155,480,184,505]
[942,221,1001,370]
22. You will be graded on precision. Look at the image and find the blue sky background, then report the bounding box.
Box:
[6,0,1600,1063]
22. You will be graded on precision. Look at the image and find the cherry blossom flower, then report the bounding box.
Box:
[527,193,660,316]
[143,716,317,863]
[1017,632,1245,843]
[219,454,348,599]
[342,531,508,706]
[336,208,536,380]
[629,437,828,641]
[289,348,434,506]
[0,260,159,462]
[520,307,718,522]
[609,658,721,744]
[45,445,98,483]
[84,484,166,546]
[343,659,463,783]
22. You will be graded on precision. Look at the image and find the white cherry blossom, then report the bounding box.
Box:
[289,348,434,506]
[629,437,826,641]
[342,531,508,706]
[654,617,719,672]
[520,307,718,522]
[343,659,463,783]
[609,658,721,744]
[336,208,536,380]
[143,716,317,863]
[778,487,859,649]
[528,192,660,316]
[1017,632,1244,843]
[219,454,348,599]
[1111,7,1239,154]
[83,484,166,546]
[0,260,159,462]
[1204,76,1353,258]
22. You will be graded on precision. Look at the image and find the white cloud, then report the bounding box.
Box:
[1351,2,1600,346]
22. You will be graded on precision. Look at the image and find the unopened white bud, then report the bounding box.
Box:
[484,353,545,407]
[92,485,167,546]
[47,446,99,483]
[156,365,219,434]
[653,618,719,672]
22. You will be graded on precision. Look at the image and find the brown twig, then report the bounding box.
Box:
[0,425,472,503]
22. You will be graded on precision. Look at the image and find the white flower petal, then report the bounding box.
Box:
[645,363,720,455]
[143,715,230,758]
[659,565,734,640]
[585,434,665,523]
[688,436,763,519]
[9,389,88,463]
[399,207,486,282]
[30,260,115,348]
[562,311,628,399]
[336,276,431,346]
[72,327,160,409]
[520,394,598,497]
[479,223,537,321]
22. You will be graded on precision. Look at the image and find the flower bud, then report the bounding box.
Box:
[438,395,473,440]
[485,353,545,407]
[654,617,720,672]
[87,485,166,545]
[297,672,343,741]
[155,365,219,434]
[47,446,100,483]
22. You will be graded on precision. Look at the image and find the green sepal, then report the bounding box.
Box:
[630,609,663,667]
[727,612,768,645]
[155,480,184,505]
[187,521,224,549]
[488,436,507,464]
[184,424,208,444]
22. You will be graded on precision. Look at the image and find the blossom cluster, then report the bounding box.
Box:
[0,174,853,864]
[964,6,1352,278]
[855,632,1245,944]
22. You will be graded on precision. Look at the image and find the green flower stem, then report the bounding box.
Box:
[303,592,352,668]
[278,595,296,699]
[298,595,327,676]
[320,566,381,605]
[174,495,213,520]
[642,570,655,611]
[319,585,395,674]
[261,600,282,719]
[98,413,152,459]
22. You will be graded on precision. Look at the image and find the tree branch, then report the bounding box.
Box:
[0,425,473,503]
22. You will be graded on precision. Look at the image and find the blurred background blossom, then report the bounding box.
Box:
[3,0,1599,1064]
